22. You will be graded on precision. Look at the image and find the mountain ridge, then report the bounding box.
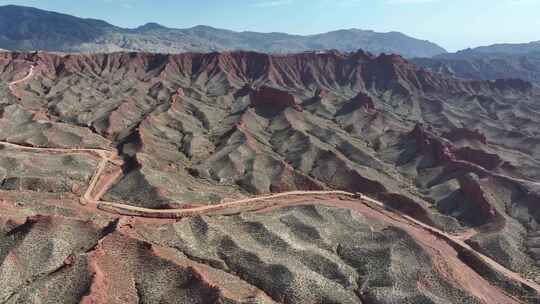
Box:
[413,41,540,85]
[0,4,447,58]
[449,40,540,57]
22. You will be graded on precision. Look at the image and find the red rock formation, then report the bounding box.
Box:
[443,128,488,144]
[458,174,500,227]
[337,91,376,115]
[409,125,503,174]
[454,147,502,171]
[250,86,302,112]
[270,164,326,193]
[491,78,532,92]
[410,124,455,164]
[1,51,533,99]
[351,91,376,111]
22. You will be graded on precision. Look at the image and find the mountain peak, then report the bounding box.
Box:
[188,25,223,32]
[136,22,168,31]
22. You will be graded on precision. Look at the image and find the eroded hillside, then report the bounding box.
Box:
[1,50,540,303]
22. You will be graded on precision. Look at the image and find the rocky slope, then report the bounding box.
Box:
[1,50,540,303]
[0,5,447,58]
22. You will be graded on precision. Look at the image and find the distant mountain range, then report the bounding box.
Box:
[0,5,446,58]
[413,42,540,85]
[452,41,540,56]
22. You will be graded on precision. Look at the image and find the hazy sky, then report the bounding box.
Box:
[1,0,539,51]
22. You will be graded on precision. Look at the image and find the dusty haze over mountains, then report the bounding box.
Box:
[1,3,540,304]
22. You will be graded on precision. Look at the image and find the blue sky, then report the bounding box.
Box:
[1,0,539,51]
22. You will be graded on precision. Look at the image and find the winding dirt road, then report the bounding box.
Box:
[0,140,121,205]
[2,70,540,301]
[98,187,540,298]
[2,137,540,298]
[3,58,539,303]
[359,195,540,295]
[0,140,116,158]
[8,64,35,96]
[97,190,356,217]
